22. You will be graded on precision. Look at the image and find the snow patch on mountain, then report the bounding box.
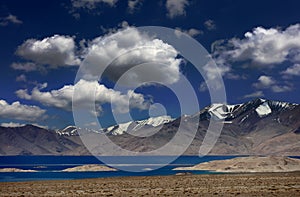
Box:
[255,102,272,117]
[208,104,241,120]
[254,99,296,118]
[56,126,78,136]
[267,100,296,110]
[57,116,174,136]
[240,115,249,123]
[208,104,226,119]
[107,121,133,135]
[135,115,173,128]
[56,126,100,136]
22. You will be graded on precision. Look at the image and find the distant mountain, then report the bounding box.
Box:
[191,98,300,155]
[55,115,174,136]
[199,98,297,121]
[0,98,299,156]
[102,115,174,135]
[56,126,100,136]
[0,125,89,155]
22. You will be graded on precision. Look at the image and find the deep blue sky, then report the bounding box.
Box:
[0,0,299,129]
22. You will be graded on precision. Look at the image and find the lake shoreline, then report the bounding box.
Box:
[1,172,299,196]
[174,156,300,172]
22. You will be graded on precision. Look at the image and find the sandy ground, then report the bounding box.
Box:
[62,164,117,172]
[0,172,300,196]
[174,156,300,173]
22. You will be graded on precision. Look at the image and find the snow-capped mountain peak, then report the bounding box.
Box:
[56,126,78,136]
[105,121,133,135]
[106,115,174,136]
[57,99,298,136]
[56,126,100,136]
[57,116,174,136]
[266,100,296,110]
[254,99,298,117]
[136,115,173,127]
[201,98,298,121]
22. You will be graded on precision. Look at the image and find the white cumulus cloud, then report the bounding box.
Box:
[271,85,292,93]
[204,19,216,30]
[71,0,118,9]
[0,100,46,122]
[209,23,300,95]
[253,75,276,89]
[253,75,292,93]
[69,0,118,18]
[213,24,300,67]
[1,122,25,127]
[282,64,300,76]
[166,0,189,18]
[11,62,43,72]
[16,35,80,67]
[175,27,203,37]
[243,91,264,99]
[196,59,230,92]
[16,79,149,114]
[201,60,230,90]
[81,27,182,86]
[128,0,143,13]
[16,74,27,82]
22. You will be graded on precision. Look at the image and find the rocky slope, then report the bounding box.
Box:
[0,124,89,155]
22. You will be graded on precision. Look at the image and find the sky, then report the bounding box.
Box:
[0,0,299,129]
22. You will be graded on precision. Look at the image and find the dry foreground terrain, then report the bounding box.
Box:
[0,173,300,196]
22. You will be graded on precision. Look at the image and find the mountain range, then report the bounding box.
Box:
[0,98,299,156]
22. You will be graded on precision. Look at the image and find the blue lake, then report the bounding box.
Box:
[3,155,298,182]
[0,155,234,182]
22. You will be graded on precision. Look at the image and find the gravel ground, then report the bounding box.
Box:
[0,172,300,196]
